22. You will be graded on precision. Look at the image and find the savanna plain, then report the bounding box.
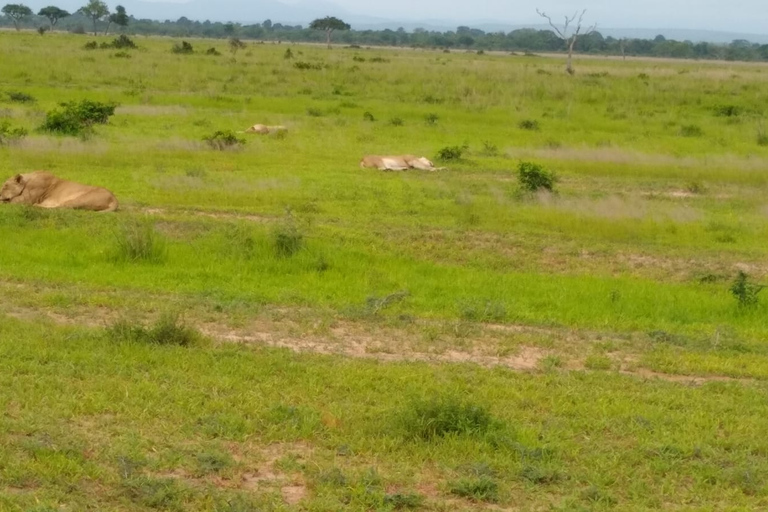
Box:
[2,32,768,511]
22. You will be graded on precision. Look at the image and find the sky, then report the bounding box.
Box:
[287,0,763,34]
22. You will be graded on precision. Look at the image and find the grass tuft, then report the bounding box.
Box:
[107,313,202,347]
[111,220,167,263]
[400,395,493,440]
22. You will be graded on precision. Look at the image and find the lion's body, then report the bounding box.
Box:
[360,155,445,171]
[0,171,118,212]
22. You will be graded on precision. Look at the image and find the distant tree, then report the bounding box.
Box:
[228,37,245,56]
[262,18,272,30]
[2,4,33,30]
[309,16,350,48]
[106,5,128,34]
[38,6,69,29]
[78,0,109,35]
[536,8,596,74]
[223,22,235,36]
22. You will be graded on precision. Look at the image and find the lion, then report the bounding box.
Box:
[242,124,288,135]
[360,155,446,171]
[0,171,119,212]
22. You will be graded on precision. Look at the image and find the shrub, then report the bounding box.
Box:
[306,107,323,117]
[680,124,703,137]
[294,61,323,70]
[730,271,764,308]
[422,94,444,104]
[107,313,200,347]
[39,99,118,136]
[283,48,294,59]
[203,130,245,150]
[111,34,137,49]
[6,91,35,103]
[37,26,48,36]
[481,141,499,156]
[369,56,390,63]
[0,121,28,145]
[205,47,220,56]
[437,145,467,161]
[363,111,375,122]
[389,117,404,126]
[448,477,499,502]
[424,113,439,126]
[713,104,742,117]
[272,214,303,258]
[113,51,131,59]
[400,395,493,440]
[171,41,194,54]
[112,220,167,263]
[518,119,540,131]
[352,55,365,62]
[83,40,98,50]
[517,161,557,192]
[383,492,424,509]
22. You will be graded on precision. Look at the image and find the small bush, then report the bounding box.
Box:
[517,161,557,192]
[518,119,540,131]
[171,41,194,54]
[6,91,35,103]
[306,107,323,117]
[424,113,439,126]
[37,26,48,35]
[481,141,499,156]
[40,99,118,136]
[363,111,375,122]
[108,313,200,347]
[714,104,742,117]
[283,48,294,59]
[112,220,167,263]
[680,124,703,137]
[437,145,467,161]
[0,121,28,145]
[203,130,245,150]
[383,492,424,509]
[113,51,131,59]
[448,477,499,502]
[352,55,366,62]
[83,41,98,50]
[638,72,650,80]
[369,56,389,63]
[272,217,303,258]
[730,271,764,308]
[294,61,323,70]
[110,34,137,49]
[422,94,444,104]
[205,47,221,56]
[400,395,493,440]
[389,117,404,126]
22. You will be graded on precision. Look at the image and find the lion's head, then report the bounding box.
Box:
[0,174,24,203]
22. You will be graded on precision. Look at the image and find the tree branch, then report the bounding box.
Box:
[536,8,566,40]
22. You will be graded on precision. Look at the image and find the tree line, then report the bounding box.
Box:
[2,2,768,63]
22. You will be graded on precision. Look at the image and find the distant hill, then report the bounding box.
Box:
[27,0,768,44]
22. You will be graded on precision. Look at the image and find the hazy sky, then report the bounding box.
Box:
[295,0,763,33]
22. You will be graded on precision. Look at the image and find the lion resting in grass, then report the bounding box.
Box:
[0,171,119,212]
[243,124,288,135]
[360,155,445,171]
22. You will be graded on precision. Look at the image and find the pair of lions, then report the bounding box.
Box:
[360,155,446,172]
[0,171,118,212]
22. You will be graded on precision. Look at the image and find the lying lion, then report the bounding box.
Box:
[0,171,118,212]
[360,155,446,171]
[242,124,288,135]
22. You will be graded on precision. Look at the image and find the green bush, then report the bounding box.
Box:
[517,161,557,192]
[294,61,323,70]
[518,119,540,131]
[203,130,245,150]
[713,104,742,117]
[400,395,493,440]
[0,121,28,145]
[730,271,764,308]
[107,313,201,347]
[437,145,467,161]
[5,90,35,103]
[205,47,220,56]
[273,222,303,257]
[171,41,194,54]
[111,34,137,49]
[424,113,439,125]
[389,117,404,126]
[680,124,703,137]
[39,99,118,136]
[363,111,375,122]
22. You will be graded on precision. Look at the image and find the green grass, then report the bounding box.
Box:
[1,31,768,510]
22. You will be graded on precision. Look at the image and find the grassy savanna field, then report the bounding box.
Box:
[2,31,768,510]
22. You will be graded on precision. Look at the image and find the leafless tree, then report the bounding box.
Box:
[536,8,596,74]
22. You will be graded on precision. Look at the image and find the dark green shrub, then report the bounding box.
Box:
[83,40,98,50]
[369,56,389,63]
[424,113,439,125]
[203,130,245,150]
[680,124,703,137]
[113,51,131,59]
[389,117,404,126]
[437,145,467,161]
[6,91,35,103]
[731,271,764,308]
[294,61,323,70]
[111,34,137,49]
[481,141,499,156]
[517,161,557,192]
[400,395,493,440]
[448,477,499,502]
[352,55,365,62]
[284,48,294,59]
[273,223,303,257]
[39,99,118,136]
[306,107,323,117]
[107,313,200,347]
[171,41,194,54]
[205,47,220,55]
[363,111,375,122]
[713,104,742,117]
[519,119,540,131]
